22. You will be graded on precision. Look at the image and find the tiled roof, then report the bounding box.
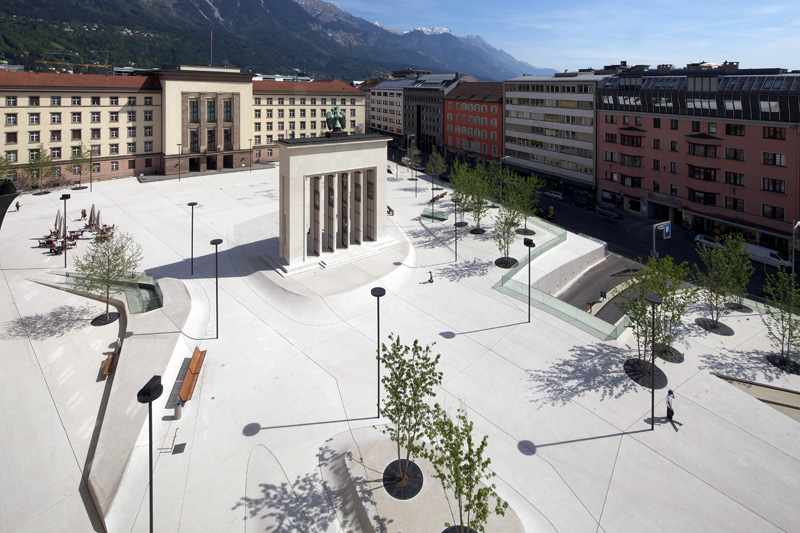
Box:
[253,80,363,94]
[445,82,503,101]
[0,71,161,90]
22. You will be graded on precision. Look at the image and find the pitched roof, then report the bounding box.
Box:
[0,71,161,90]
[253,80,363,95]
[445,82,503,102]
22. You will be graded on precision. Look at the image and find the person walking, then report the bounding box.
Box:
[428,271,434,284]
[666,390,675,421]
[15,201,21,211]
[81,209,87,221]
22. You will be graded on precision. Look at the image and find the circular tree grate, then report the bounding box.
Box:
[382,459,424,500]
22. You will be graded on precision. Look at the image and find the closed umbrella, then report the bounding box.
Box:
[54,210,62,233]
[95,209,101,229]
[88,204,96,228]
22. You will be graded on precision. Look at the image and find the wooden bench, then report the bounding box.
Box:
[179,346,207,402]
[387,205,394,216]
[429,191,448,204]
[103,340,121,377]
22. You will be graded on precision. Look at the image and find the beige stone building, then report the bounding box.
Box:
[0,67,366,185]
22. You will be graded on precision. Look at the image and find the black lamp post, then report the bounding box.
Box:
[524,238,535,323]
[211,238,223,338]
[188,202,197,275]
[136,375,163,533]
[452,197,461,262]
[249,138,252,173]
[89,151,93,192]
[645,293,662,430]
[60,193,70,269]
[371,287,385,417]
[177,143,182,182]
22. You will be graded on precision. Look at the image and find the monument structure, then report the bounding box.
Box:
[277,109,389,267]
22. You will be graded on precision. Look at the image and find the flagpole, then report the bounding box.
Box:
[210,30,213,66]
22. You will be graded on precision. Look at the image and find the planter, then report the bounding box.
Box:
[494,257,519,269]
[382,459,423,500]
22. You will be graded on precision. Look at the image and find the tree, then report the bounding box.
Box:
[407,141,422,179]
[425,147,447,182]
[69,144,92,187]
[618,256,692,369]
[513,174,543,234]
[73,231,143,321]
[25,144,58,190]
[0,154,13,181]
[492,202,520,266]
[464,165,491,232]
[761,267,800,367]
[718,233,754,308]
[427,404,508,532]
[379,333,443,482]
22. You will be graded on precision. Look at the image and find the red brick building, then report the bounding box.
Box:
[444,82,503,165]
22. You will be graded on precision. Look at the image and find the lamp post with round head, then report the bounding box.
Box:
[371,287,385,417]
[211,238,223,338]
[60,193,70,269]
[137,375,163,533]
[188,202,197,275]
[524,238,535,323]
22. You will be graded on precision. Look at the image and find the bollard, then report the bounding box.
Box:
[174,402,182,420]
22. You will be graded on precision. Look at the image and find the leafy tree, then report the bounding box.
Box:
[464,165,491,231]
[427,404,508,532]
[379,333,443,481]
[513,174,543,234]
[69,144,92,187]
[718,233,754,308]
[0,154,13,181]
[618,256,692,369]
[492,203,520,265]
[450,161,471,225]
[761,267,800,367]
[25,144,58,190]
[425,147,447,182]
[73,231,143,321]
[407,141,422,178]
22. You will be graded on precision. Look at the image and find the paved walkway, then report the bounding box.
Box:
[1,163,799,532]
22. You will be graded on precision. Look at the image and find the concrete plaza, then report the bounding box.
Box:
[1,162,799,532]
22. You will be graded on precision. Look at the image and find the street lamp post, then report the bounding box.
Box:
[177,143,182,182]
[136,375,163,533]
[60,193,70,269]
[371,287,386,417]
[645,293,662,430]
[89,151,93,193]
[210,238,223,338]
[524,238,535,323]
[249,138,253,173]
[452,197,461,262]
[188,202,197,275]
[792,220,800,276]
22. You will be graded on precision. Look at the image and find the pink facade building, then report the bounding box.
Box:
[444,82,504,165]
[596,63,800,255]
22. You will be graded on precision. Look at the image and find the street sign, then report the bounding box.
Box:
[600,289,607,299]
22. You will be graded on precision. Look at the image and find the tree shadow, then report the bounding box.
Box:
[526,343,639,406]
[436,259,494,282]
[406,227,451,251]
[1,303,97,341]
[698,348,792,383]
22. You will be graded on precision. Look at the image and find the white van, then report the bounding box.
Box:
[542,190,564,201]
[743,243,791,268]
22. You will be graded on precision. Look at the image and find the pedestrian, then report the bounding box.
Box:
[15,200,21,211]
[666,390,675,421]
[428,271,434,284]
[81,209,87,220]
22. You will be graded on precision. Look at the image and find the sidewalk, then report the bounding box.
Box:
[1,163,799,532]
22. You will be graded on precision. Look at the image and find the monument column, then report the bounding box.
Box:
[324,174,337,251]
[338,172,351,248]
[351,170,363,244]
[311,176,322,256]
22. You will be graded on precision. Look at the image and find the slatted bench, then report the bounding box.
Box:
[179,346,207,402]
[102,339,121,377]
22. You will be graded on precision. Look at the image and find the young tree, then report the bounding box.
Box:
[492,203,520,266]
[427,404,508,532]
[694,239,734,329]
[69,144,92,187]
[717,233,754,308]
[514,174,543,234]
[407,141,422,179]
[26,144,58,190]
[761,267,800,367]
[425,147,447,182]
[73,231,143,321]
[465,166,491,232]
[618,256,692,370]
[379,333,443,482]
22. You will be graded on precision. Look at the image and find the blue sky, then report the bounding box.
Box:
[329,0,800,71]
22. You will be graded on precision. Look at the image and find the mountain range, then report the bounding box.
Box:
[0,0,556,81]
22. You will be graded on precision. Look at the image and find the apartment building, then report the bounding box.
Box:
[252,80,365,163]
[443,82,503,165]
[595,62,800,254]
[403,73,477,154]
[368,78,415,139]
[503,71,607,194]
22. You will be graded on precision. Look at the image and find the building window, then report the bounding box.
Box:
[689,165,716,181]
[267,148,273,157]
[620,154,641,167]
[255,109,261,119]
[145,158,152,168]
[278,122,284,130]
[623,116,630,125]
[5,96,17,106]
[5,113,16,125]
[51,96,60,106]
[144,111,153,121]
[91,96,100,106]
[71,146,82,157]
[278,98,284,105]
[762,204,785,221]
[91,145,100,156]
[127,143,136,153]
[670,119,678,130]
[144,126,153,137]
[653,118,661,128]
[71,96,81,106]
[5,150,16,162]
[127,127,136,137]
[254,123,261,131]
[691,121,700,132]
[670,184,678,196]
[110,112,118,122]
[266,109,273,118]
[254,136,261,144]
[128,160,136,170]
[764,127,786,140]
[604,171,618,182]
[91,129,101,140]
[669,141,678,152]
[622,175,642,188]
[724,147,745,161]
[110,144,119,154]
[189,101,198,123]
[144,97,153,106]
[70,130,80,141]
[254,98,261,105]
[652,159,661,171]
[90,112,100,123]
[621,135,641,147]
[224,100,231,122]
[72,164,81,174]
[144,141,153,152]
[604,151,618,162]
[289,122,295,130]
[725,197,745,212]
[110,97,118,105]
[635,117,642,127]
[266,122,273,131]
[29,96,39,106]
[708,122,717,134]
[128,97,136,106]
[110,128,119,138]
[127,111,136,121]
[688,143,717,158]
[762,152,787,167]
[266,98,273,105]
[29,113,40,125]
[724,171,745,186]
[278,109,284,118]
[207,101,216,122]
[50,112,61,124]
[71,112,81,123]
[726,124,745,136]
[688,189,716,205]
[604,133,618,143]
[50,130,61,142]
[762,177,786,194]
[91,163,99,172]
[190,130,199,152]
[652,138,661,149]
[111,161,118,171]
[51,148,61,159]
[6,132,17,144]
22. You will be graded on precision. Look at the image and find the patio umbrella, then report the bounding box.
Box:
[88,204,96,227]
[54,210,62,232]
[95,209,101,229]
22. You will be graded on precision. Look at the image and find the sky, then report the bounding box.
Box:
[329,0,800,72]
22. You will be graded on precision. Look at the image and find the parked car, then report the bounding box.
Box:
[535,207,555,220]
[743,242,791,268]
[542,190,564,201]
[570,197,596,210]
[693,234,722,248]
[595,205,621,219]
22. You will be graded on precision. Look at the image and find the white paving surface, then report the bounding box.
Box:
[1,163,799,533]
